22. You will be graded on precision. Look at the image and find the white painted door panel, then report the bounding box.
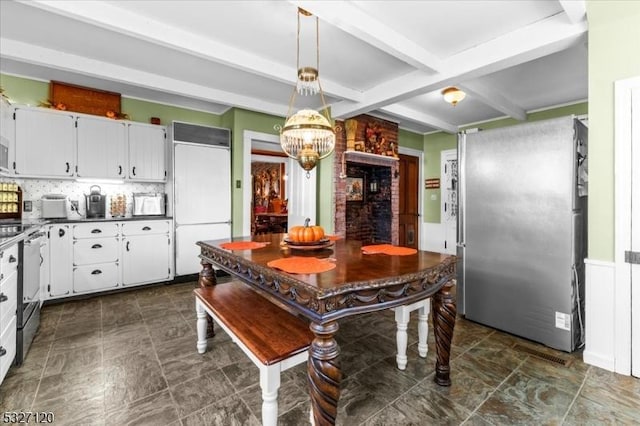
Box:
[174,143,231,225]
[175,223,231,276]
[122,234,171,285]
[286,158,316,228]
[76,116,127,178]
[631,87,639,378]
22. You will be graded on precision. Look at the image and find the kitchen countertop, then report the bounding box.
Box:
[45,215,173,223]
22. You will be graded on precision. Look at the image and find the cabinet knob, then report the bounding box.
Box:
[91,269,102,275]
[0,293,7,302]
[132,166,136,176]
[142,226,151,231]
[118,165,123,175]
[59,229,65,237]
[65,162,70,173]
[8,255,16,263]
[91,244,102,249]
[91,229,102,234]
[126,241,130,252]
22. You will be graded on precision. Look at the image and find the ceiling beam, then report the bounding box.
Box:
[22,0,363,103]
[558,0,587,24]
[0,38,290,118]
[458,81,527,121]
[291,0,443,74]
[379,104,458,134]
[331,13,587,118]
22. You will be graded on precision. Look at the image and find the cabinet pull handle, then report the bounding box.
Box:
[0,347,6,357]
[91,229,102,234]
[91,244,102,249]
[65,162,70,173]
[8,255,16,263]
[142,226,151,231]
[132,166,136,176]
[126,241,130,251]
[0,293,7,302]
[118,165,122,175]
[59,229,65,237]
[0,273,3,281]
[91,269,102,275]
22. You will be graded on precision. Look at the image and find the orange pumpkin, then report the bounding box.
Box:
[287,219,325,243]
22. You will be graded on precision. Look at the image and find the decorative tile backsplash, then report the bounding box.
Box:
[17,179,165,220]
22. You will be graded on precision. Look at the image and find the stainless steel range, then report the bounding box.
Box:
[0,222,43,365]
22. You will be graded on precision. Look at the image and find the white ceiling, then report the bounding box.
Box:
[0,0,588,134]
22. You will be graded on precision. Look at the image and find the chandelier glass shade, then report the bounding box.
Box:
[276,8,336,173]
[442,87,466,106]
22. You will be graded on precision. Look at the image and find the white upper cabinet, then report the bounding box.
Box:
[128,123,166,182]
[11,107,167,181]
[14,107,75,178]
[76,116,127,179]
[0,98,13,174]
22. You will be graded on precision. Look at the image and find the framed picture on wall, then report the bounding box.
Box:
[346,177,363,201]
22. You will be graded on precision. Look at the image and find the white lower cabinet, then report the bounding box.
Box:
[122,220,172,286]
[72,223,120,294]
[0,316,17,384]
[0,243,19,385]
[73,263,119,294]
[45,219,173,300]
[47,224,73,299]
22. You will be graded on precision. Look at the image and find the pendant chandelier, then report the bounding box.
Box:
[276,8,337,175]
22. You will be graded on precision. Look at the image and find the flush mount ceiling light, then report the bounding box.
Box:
[442,87,466,106]
[275,8,337,176]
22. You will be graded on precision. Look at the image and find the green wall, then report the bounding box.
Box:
[587,1,640,261]
[422,102,588,224]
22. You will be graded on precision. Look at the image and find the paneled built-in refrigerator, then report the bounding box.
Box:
[169,122,232,276]
[457,116,588,352]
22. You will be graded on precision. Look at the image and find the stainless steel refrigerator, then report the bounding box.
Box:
[168,122,232,276]
[457,116,588,352]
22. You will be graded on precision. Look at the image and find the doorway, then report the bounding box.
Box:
[398,153,419,249]
[614,76,639,377]
[242,130,317,237]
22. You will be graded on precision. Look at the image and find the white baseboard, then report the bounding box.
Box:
[583,258,616,372]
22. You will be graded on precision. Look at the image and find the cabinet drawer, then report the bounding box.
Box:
[73,238,119,265]
[121,220,170,236]
[0,315,16,385]
[0,244,19,277]
[73,263,119,294]
[0,270,17,331]
[73,222,119,239]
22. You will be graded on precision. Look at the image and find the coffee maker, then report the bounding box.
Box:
[85,185,106,218]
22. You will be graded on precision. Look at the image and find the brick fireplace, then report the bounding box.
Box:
[333,115,399,245]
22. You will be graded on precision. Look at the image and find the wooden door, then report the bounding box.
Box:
[398,154,419,249]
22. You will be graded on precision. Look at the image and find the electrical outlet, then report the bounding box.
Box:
[24,200,33,212]
[70,200,79,210]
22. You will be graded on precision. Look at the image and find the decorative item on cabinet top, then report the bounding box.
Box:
[46,81,125,118]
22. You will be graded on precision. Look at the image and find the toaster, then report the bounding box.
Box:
[41,194,68,218]
[132,193,165,216]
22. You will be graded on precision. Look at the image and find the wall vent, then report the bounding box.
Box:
[172,121,230,148]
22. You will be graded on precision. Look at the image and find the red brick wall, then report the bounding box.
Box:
[333,115,399,244]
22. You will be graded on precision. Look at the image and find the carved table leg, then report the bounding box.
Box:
[431,280,456,386]
[308,321,341,425]
[198,258,217,338]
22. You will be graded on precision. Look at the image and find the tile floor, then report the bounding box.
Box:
[1,279,639,425]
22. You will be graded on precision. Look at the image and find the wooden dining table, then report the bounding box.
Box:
[197,233,457,425]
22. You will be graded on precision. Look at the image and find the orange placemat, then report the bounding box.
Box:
[219,241,268,250]
[362,244,417,256]
[267,257,336,274]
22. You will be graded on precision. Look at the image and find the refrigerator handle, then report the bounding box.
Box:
[457,132,465,246]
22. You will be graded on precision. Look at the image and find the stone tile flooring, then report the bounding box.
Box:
[1,280,639,425]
